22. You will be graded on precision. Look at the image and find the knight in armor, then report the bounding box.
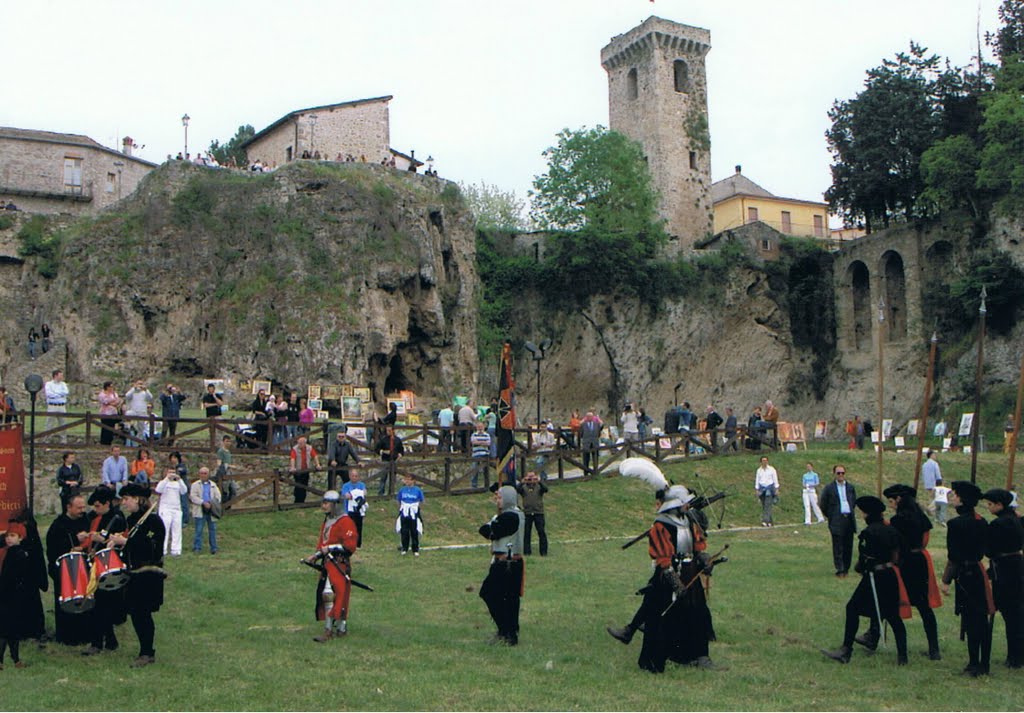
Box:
[305,490,358,642]
[981,488,1024,669]
[851,484,942,659]
[82,487,127,655]
[478,485,525,646]
[822,495,910,666]
[108,482,166,667]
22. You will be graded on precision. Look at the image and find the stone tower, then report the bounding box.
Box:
[601,16,713,251]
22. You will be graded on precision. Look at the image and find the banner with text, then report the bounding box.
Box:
[0,425,28,567]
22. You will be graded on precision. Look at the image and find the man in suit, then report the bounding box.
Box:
[818,464,857,577]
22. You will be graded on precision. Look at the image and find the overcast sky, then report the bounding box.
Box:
[2,0,1002,223]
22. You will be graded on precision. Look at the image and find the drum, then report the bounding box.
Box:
[57,551,95,613]
[92,547,129,591]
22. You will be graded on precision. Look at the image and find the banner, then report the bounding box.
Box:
[0,425,28,568]
[495,341,517,485]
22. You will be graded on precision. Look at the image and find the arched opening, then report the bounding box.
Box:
[924,240,954,273]
[881,251,907,341]
[626,67,638,100]
[673,59,689,93]
[849,261,870,351]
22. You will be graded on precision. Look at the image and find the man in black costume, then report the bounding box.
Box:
[81,487,127,655]
[982,488,1023,669]
[45,493,93,645]
[478,485,524,646]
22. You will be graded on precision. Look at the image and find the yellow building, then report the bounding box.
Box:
[711,166,828,239]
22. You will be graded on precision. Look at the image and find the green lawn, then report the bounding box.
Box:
[5,448,1019,711]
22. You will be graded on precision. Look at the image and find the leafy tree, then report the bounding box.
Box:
[988,0,1024,62]
[209,124,255,167]
[920,134,983,216]
[529,126,665,244]
[825,44,944,232]
[458,181,527,231]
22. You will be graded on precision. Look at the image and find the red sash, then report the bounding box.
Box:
[919,532,942,608]
[891,565,913,619]
[977,561,996,615]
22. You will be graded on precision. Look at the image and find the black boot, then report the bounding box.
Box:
[854,630,879,651]
[821,645,852,663]
[606,625,634,645]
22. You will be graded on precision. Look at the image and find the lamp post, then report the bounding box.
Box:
[24,374,43,514]
[876,296,886,498]
[971,286,987,484]
[426,155,435,174]
[181,113,190,158]
[309,113,318,155]
[524,338,552,425]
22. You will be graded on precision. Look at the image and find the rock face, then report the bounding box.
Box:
[0,162,479,409]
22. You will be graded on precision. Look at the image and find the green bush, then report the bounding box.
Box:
[17,215,63,278]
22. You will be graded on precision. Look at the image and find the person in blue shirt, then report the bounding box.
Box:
[101,445,129,495]
[395,474,425,556]
[341,468,368,547]
[801,462,826,525]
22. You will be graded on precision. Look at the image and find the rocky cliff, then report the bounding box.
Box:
[0,161,479,408]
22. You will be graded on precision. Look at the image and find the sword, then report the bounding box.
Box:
[300,557,375,592]
[867,570,887,647]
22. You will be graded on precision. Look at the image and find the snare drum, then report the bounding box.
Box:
[92,547,129,591]
[57,551,95,613]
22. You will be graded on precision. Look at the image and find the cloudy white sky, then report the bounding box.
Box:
[2,0,1002,221]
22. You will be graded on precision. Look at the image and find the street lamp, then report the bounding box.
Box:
[524,338,552,425]
[181,113,190,157]
[426,155,435,174]
[24,374,43,514]
[309,113,318,155]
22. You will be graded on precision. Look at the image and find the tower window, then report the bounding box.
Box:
[689,151,697,169]
[673,60,690,93]
[627,67,638,100]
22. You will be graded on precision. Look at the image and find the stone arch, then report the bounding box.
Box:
[848,260,871,350]
[924,240,954,273]
[627,67,638,100]
[673,59,690,93]
[880,250,907,341]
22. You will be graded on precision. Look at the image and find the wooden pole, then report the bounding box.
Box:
[913,333,939,491]
[1007,350,1024,491]
[971,287,987,484]
[877,296,886,498]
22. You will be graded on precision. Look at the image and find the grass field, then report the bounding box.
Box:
[5,447,1020,711]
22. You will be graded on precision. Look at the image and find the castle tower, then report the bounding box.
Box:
[601,17,712,251]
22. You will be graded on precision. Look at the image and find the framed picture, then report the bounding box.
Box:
[906,419,919,437]
[341,384,355,397]
[398,389,416,409]
[238,380,252,394]
[933,421,947,437]
[308,399,322,411]
[882,419,893,439]
[343,397,363,420]
[894,436,906,449]
[870,431,880,443]
[814,420,828,439]
[252,379,271,395]
[347,426,367,444]
[321,384,341,401]
[958,413,974,437]
[353,387,371,403]
[388,399,407,416]
[307,384,322,400]
[315,410,329,420]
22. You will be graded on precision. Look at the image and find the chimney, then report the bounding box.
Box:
[122,136,133,157]
[735,164,742,174]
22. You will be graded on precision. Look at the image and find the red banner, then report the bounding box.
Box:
[0,425,28,567]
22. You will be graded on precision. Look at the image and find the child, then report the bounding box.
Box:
[395,474,424,556]
[0,523,33,669]
[932,477,950,526]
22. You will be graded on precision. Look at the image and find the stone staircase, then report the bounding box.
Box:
[1,337,69,407]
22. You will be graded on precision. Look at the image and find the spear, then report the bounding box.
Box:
[913,333,939,491]
[971,287,987,485]
[1007,350,1024,491]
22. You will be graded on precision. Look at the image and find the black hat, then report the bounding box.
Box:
[119,483,151,499]
[855,495,886,516]
[950,481,982,507]
[982,488,1013,507]
[883,484,916,500]
[87,487,116,505]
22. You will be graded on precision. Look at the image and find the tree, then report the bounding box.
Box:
[988,0,1024,63]
[529,126,665,246]
[920,135,983,217]
[458,181,527,231]
[208,124,255,167]
[825,44,943,232]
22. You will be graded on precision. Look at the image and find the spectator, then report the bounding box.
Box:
[396,473,424,556]
[374,426,404,496]
[286,392,301,440]
[437,402,455,453]
[754,455,780,527]
[201,384,224,420]
[56,451,83,504]
[130,448,156,484]
[621,404,640,442]
[0,386,17,425]
[637,408,652,442]
[123,380,154,445]
[819,465,857,577]
[155,468,188,556]
[101,445,129,494]
[168,451,191,525]
[932,477,950,526]
[189,467,221,554]
[27,327,39,359]
[298,397,315,436]
[457,400,476,453]
[516,471,549,556]
[533,421,555,481]
[705,405,723,450]
[486,400,498,458]
[327,425,359,489]
[40,323,51,354]
[250,389,270,445]
[96,382,122,447]
[342,467,368,546]
[724,407,738,451]
[580,411,603,476]
[215,436,235,501]
[469,421,492,488]
[921,450,941,514]
[159,384,187,445]
[290,435,321,504]
[568,410,582,447]
[43,369,69,444]
[747,406,764,450]
[801,462,826,525]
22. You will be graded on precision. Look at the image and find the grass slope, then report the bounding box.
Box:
[5,448,1019,711]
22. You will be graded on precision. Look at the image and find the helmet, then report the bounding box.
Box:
[323,490,341,503]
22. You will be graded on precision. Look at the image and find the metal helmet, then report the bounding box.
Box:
[323,490,341,503]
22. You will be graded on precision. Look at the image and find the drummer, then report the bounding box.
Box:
[108,483,166,668]
[44,493,94,646]
[82,487,127,655]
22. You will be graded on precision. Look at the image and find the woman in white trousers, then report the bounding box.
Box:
[155,469,188,555]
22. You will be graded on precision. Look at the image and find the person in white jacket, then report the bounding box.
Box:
[189,467,222,554]
[155,468,188,556]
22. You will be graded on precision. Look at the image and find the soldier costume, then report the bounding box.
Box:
[478,485,525,646]
[822,495,911,665]
[940,481,994,677]
[308,490,359,642]
[982,488,1024,669]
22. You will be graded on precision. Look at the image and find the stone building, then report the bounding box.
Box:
[0,127,156,215]
[242,95,422,170]
[602,16,713,252]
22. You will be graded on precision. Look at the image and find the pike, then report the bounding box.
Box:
[300,557,375,592]
[868,570,887,647]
